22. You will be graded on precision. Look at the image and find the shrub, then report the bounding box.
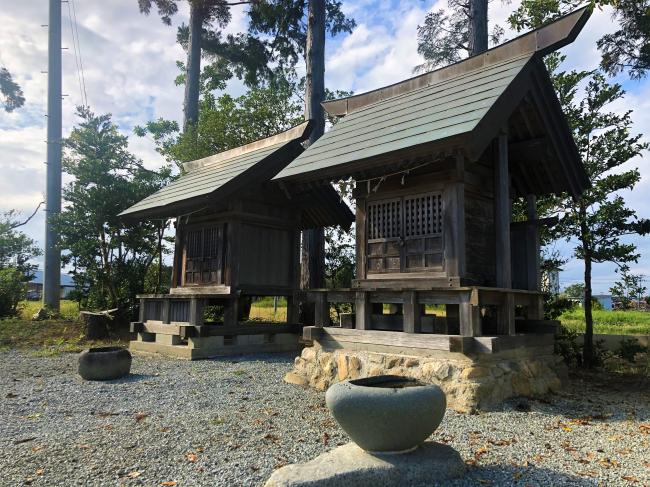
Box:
[0,268,27,317]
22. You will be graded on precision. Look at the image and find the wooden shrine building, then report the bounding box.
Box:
[120,122,353,359]
[280,9,593,409]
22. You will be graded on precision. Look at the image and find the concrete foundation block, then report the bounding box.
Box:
[155,334,182,346]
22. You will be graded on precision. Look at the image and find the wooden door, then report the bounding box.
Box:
[366,192,443,275]
[183,224,225,285]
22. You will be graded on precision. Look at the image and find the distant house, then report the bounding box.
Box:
[593,294,613,311]
[542,269,560,296]
[27,271,75,300]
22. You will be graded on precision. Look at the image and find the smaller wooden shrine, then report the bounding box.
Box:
[278,8,592,410]
[120,122,353,359]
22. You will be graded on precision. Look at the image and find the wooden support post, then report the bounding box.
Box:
[139,298,145,322]
[161,299,171,324]
[496,292,515,335]
[314,293,330,327]
[286,294,299,324]
[495,132,512,289]
[526,194,540,291]
[459,299,481,337]
[355,196,367,280]
[402,291,422,333]
[528,294,544,320]
[355,291,371,330]
[189,298,205,326]
[443,153,466,278]
[223,296,239,327]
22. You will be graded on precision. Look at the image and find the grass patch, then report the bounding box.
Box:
[18,300,80,321]
[559,308,650,335]
[1,300,127,356]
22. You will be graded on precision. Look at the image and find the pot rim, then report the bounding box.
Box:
[84,346,127,354]
[347,375,426,389]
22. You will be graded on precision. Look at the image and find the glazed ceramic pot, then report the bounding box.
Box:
[325,375,446,454]
[78,346,132,381]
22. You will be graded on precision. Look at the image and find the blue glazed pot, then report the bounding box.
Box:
[325,375,446,454]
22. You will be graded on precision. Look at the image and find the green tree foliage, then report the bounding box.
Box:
[509,3,650,367]
[509,0,650,79]
[138,0,354,127]
[610,266,647,309]
[58,108,173,314]
[0,67,25,112]
[414,0,504,72]
[563,282,586,299]
[136,76,305,165]
[0,211,41,317]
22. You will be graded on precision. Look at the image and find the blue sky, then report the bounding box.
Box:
[0,0,648,293]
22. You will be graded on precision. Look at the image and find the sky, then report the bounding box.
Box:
[0,0,648,294]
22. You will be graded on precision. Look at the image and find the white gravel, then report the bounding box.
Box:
[1,350,648,486]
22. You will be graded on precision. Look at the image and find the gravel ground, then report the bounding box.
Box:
[1,350,648,487]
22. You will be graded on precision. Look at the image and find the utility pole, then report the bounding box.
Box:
[43,0,62,312]
[301,0,326,293]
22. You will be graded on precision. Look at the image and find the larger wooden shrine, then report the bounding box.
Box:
[121,122,353,358]
[277,7,591,397]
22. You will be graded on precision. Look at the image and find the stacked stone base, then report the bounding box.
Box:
[286,341,567,412]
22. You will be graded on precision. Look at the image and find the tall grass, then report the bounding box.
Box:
[559,308,650,335]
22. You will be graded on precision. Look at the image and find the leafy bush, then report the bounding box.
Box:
[555,325,606,367]
[0,268,27,317]
[545,294,576,320]
[616,337,648,363]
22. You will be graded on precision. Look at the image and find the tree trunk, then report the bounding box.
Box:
[579,203,594,368]
[468,0,488,56]
[583,253,594,367]
[301,0,326,291]
[184,2,203,131]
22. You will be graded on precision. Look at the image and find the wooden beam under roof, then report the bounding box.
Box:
[322,7,591,117]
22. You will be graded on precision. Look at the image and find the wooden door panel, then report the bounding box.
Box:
[183,224,225,286]
[366,192,444,275]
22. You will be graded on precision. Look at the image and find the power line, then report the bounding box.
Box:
[65,0,87,107]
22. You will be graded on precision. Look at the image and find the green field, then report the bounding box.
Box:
[559,308,650,335]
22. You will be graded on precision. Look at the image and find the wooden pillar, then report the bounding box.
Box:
[526,195,540,291]
[495,132,511,289]
[171,217,183,288]
[161,299,171,324]
[443,153,466,278]
[223,296,239,327]
[189,298,204,326]
[139,298,146,322]
[528,294,545,320]
[355,196,367,280]
[496,292,515,335]
[355,291,371,330]
[314,292,330,327]
[459,295,481,337]
[402,291,422,333]
[287,294,299,324]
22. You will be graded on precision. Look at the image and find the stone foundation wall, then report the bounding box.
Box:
[285,342,567,412]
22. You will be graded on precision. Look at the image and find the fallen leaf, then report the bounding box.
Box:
[161,482,177,486]
[127,471,141,478]
[14,437,36,445]
[513,471,523,480]
[135,412,149,423]
[186,452,198,463]
[95,411,119,418]
[488,438,516,446]
[639,424,650,433]
[474,446,490,461]
[577,470,598,478]
[263,433,279,442]
[622,475,640,483]
[477,479,491,485]
[31,445,44,453]
[77,444,91,449]
[35,469,44,476]
[322,432,329,445]
[159,427,171,433]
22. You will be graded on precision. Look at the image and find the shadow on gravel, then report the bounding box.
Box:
[465,464,598,486]
[96,373,156,384]
[210,352,298,365]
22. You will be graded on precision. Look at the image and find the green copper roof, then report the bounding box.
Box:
[120,122,310,219]
[275,54,532,180]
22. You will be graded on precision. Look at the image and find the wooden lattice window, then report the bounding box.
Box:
[184,224,225,285]
[366,192,443,274]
